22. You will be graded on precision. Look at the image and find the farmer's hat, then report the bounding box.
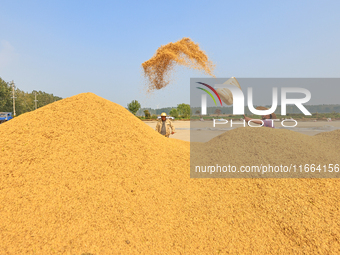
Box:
[255,106,277,119]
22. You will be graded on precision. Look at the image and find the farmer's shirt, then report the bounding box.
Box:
[155,119,176,136]
[263,119,275,128]
[161,121,166,135]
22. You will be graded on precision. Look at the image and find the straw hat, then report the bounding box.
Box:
[216,77,241,105]
[255,106,277,119]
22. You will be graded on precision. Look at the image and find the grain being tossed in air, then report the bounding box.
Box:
[142,37,215,91]
[0,93,340,254]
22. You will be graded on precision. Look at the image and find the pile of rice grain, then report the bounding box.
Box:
[0,93,339,254]
[191,127,340,178]
[142,37,215,91]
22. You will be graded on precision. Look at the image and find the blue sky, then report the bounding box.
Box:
[1,0,339,109]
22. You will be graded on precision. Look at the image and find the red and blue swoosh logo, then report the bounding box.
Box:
[196,82,223,106]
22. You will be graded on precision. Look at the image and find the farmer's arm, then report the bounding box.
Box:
[244,115,263,125]
[169,121,175,134]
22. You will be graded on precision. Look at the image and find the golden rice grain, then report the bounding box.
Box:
[142,37,215,91]
[0,93,339,254]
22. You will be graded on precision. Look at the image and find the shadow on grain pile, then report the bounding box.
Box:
[0,92,339,254]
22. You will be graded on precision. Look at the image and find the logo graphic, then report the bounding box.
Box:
[196,82,223,106]
[197,82,312,116]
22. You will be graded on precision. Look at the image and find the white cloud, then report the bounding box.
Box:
[0,40,17,69]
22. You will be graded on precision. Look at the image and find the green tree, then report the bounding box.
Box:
[30,90,62,110]
[0,77,63,116]
[177,103,191,118]
[169,108,178,118]
[14,89,27,115]
[127,100,141,115]
[214,109,221,116]
[0,78,12,112]
[144,109,151,119]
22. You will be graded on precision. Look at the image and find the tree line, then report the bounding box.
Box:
[127,99,340,119]
[127,100,191,119]
[0,77,62,116]
[191,104,340,115]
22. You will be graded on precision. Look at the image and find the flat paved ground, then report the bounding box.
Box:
[143,120,340,142]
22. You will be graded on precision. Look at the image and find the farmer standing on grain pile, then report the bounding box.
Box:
[155,112,175,138]
[243,106,276,128]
